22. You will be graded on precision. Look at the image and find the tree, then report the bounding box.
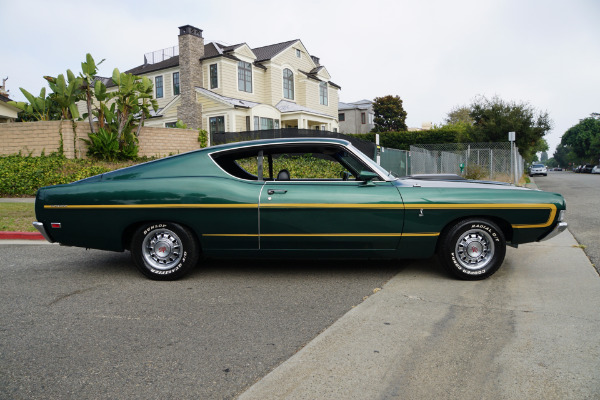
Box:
[560,114,600,164]
[44,71,82,120]
[445,106,473,126]
[467,95,552,162]
[372,95,407,132]
[82,63,158,161]
[553,144,577,168]
[9,87,58,121]
[79,53,105,134]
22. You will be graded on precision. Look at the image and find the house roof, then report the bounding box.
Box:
[114,35,339,88]
[275,100,332,118]
[195,87,260,109]
[252,39,299,62]
[125,55,180,76]
[0,93,12,103]
[338,100,373,111]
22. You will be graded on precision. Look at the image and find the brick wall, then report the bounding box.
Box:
[137,125,200,158]
[0,121,200,159]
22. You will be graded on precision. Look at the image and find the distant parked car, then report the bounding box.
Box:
[529,164,547,177]
[553,167,563,171]
[591,165,600,174]
[574,165,583,173]
[581,164,595,173]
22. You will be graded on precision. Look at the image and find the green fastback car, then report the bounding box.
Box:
[33,138,567,280]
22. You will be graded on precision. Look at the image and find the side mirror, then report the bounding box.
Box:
[358,171,378,186]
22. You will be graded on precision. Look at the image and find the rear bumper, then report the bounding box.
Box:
[539,221,568,242]
[33,222,54,243]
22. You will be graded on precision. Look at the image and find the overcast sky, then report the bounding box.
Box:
[2,0,598,153]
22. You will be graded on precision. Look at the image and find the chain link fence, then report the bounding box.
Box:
[409,142,524,182]
[379,147,411,177]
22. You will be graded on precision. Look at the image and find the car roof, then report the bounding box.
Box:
[206,137,352,153]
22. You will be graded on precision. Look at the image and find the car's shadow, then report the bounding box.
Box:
[47,246,451,281]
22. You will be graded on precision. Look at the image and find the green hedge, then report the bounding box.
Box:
[0,155,130,196]
[349,127,460,150]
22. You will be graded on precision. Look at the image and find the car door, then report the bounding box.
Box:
[258,145,405,252]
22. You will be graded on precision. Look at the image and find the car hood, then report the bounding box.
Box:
[394,177,531,190]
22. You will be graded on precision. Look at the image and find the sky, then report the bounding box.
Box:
[2,0,599,154]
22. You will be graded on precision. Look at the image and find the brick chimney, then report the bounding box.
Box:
[177,25,204,130]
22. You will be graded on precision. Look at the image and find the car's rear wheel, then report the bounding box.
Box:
[131,222,199,280]
[438,219,506,280]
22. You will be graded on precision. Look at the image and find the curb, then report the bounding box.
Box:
[0,231,45,240]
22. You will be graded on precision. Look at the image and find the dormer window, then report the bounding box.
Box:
[283,68,294,100]
[238,61,252,93]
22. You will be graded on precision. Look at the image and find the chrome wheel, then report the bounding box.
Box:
[142,228,183,271]
[454,228,495,271]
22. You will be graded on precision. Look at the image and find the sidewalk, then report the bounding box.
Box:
[237,229,600,399]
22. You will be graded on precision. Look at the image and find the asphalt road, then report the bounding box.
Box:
[0,245,401,399]
[532,171,600,274]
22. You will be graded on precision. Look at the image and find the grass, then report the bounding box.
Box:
[0,203,37,232]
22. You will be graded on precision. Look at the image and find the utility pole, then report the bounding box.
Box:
[508,132,516,185]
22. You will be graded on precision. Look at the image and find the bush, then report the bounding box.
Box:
[0,154,134,196]
[350,128,460,150]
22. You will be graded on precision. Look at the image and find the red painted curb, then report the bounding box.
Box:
[0,231,45,240]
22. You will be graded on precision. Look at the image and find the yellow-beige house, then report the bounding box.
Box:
[115,25,341,134]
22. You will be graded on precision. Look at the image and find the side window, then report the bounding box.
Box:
[172,72,180,95]
[271,152,345,180]
[210,64,218,89]
[238,61,252,92]
[211,146,376,181]
[155,76,163,98]
[283,68,294,100]
[319,82,328,105]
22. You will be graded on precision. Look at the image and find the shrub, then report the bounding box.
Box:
[0,154,134,196]
[350,128,460,150]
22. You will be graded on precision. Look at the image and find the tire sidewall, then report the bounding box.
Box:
[131,222,198,280]
[441,219,506,280]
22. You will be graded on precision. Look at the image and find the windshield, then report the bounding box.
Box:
[532,164,545,168]
[345,144,395,180]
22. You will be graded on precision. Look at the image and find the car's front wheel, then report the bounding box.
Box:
[131,222,199,280]
[438,219,506,280]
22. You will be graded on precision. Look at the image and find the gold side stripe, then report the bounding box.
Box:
[260,203,404,209]
[45,204,258,209]
[204,233,439,237]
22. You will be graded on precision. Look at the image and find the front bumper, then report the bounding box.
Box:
[539,221,568,242]
[33,222,55,243]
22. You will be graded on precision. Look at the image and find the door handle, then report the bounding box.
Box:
[268,189,287,195]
